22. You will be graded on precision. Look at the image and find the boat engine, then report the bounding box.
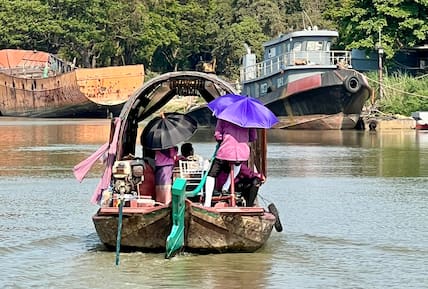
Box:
[112,159,145,194]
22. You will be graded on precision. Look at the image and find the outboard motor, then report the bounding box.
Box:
[112,159,145,194]
[103,158,155,207]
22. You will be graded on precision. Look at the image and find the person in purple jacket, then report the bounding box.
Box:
[204,119,257,207]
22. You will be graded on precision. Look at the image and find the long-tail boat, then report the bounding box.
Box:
[74,71,281,259]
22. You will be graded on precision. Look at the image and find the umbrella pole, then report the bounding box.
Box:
[229,164,236,207]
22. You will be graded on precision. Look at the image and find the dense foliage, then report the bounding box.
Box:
[0,0,427,83]
[366,72,428,115]
[0,0,428,77]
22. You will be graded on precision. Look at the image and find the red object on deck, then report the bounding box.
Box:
[138,162,156,199]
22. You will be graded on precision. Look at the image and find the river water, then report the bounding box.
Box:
[0,117,427,289]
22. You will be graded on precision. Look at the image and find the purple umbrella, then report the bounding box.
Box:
[207,94,278,128]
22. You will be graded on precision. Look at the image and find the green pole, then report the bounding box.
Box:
[115,194,124,266]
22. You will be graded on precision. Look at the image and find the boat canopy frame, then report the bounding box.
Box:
[116,71,237,159]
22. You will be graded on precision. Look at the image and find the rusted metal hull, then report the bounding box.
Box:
[0,65,144,118]
[242,69,372,130]
[274,112,361,130]
[92,203,275,253]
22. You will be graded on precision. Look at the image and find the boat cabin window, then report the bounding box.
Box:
[307,41,324,51]
[268,48,276,58]
[292,42,302,52]
[277,77,283,88]
[260,83,268,95]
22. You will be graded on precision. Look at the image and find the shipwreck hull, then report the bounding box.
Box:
[185,205,276,253]
[92,206,171,250]
[0,65,144,118]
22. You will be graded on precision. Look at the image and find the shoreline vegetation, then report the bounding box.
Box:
[145,71,428,119]
[364,72,428,117]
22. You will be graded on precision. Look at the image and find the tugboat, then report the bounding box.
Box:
[240,26,372,129]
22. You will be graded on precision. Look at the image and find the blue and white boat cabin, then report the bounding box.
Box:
[240,26,351,89]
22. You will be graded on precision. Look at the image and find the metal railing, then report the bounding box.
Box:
[240,50,351,82]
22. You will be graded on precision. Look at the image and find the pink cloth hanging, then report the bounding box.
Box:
[73,117,122,204]
[73,142,109,182]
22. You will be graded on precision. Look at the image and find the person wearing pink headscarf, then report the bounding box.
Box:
[204,119,257,207]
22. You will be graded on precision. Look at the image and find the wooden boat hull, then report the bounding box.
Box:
[185,204,276,253]
[92,203,275,253]
[92,206,171,250]
[0,65,144,118]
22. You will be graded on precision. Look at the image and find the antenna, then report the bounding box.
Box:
[243,43,251,54]
[302,12,305,29]
[302,11,313,29]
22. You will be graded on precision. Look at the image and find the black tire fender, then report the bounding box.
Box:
[268,203,283,232]
[344,76,361,93]
[368,119,377,131]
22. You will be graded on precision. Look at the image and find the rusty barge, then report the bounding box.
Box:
[0,49,144,118]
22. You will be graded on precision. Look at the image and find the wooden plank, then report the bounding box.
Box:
[99,206,167,215]
[215,207,265,216]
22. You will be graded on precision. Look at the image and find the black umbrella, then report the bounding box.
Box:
[142,112,198,150]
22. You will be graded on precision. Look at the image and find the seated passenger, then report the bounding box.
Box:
[214,162,265,207]
[177,142,202,162]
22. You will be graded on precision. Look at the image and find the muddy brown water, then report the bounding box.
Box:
[0,117,427,289]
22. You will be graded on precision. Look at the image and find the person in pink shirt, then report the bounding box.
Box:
[204,119,257,207]
[154,146,178,205]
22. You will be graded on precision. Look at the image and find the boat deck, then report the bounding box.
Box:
[99,203,266,216]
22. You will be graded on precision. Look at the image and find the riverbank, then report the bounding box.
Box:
[362,115,416,131]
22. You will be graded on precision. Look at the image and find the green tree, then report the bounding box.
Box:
[214,16,268,78]
[0,0,62,52]
[139,0,181,71]
[324,0,428,57]
[234,0,286,36]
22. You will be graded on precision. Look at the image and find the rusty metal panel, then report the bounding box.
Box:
[0,63,145,117]
[0,49,49,68]
[75,65,144,104]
